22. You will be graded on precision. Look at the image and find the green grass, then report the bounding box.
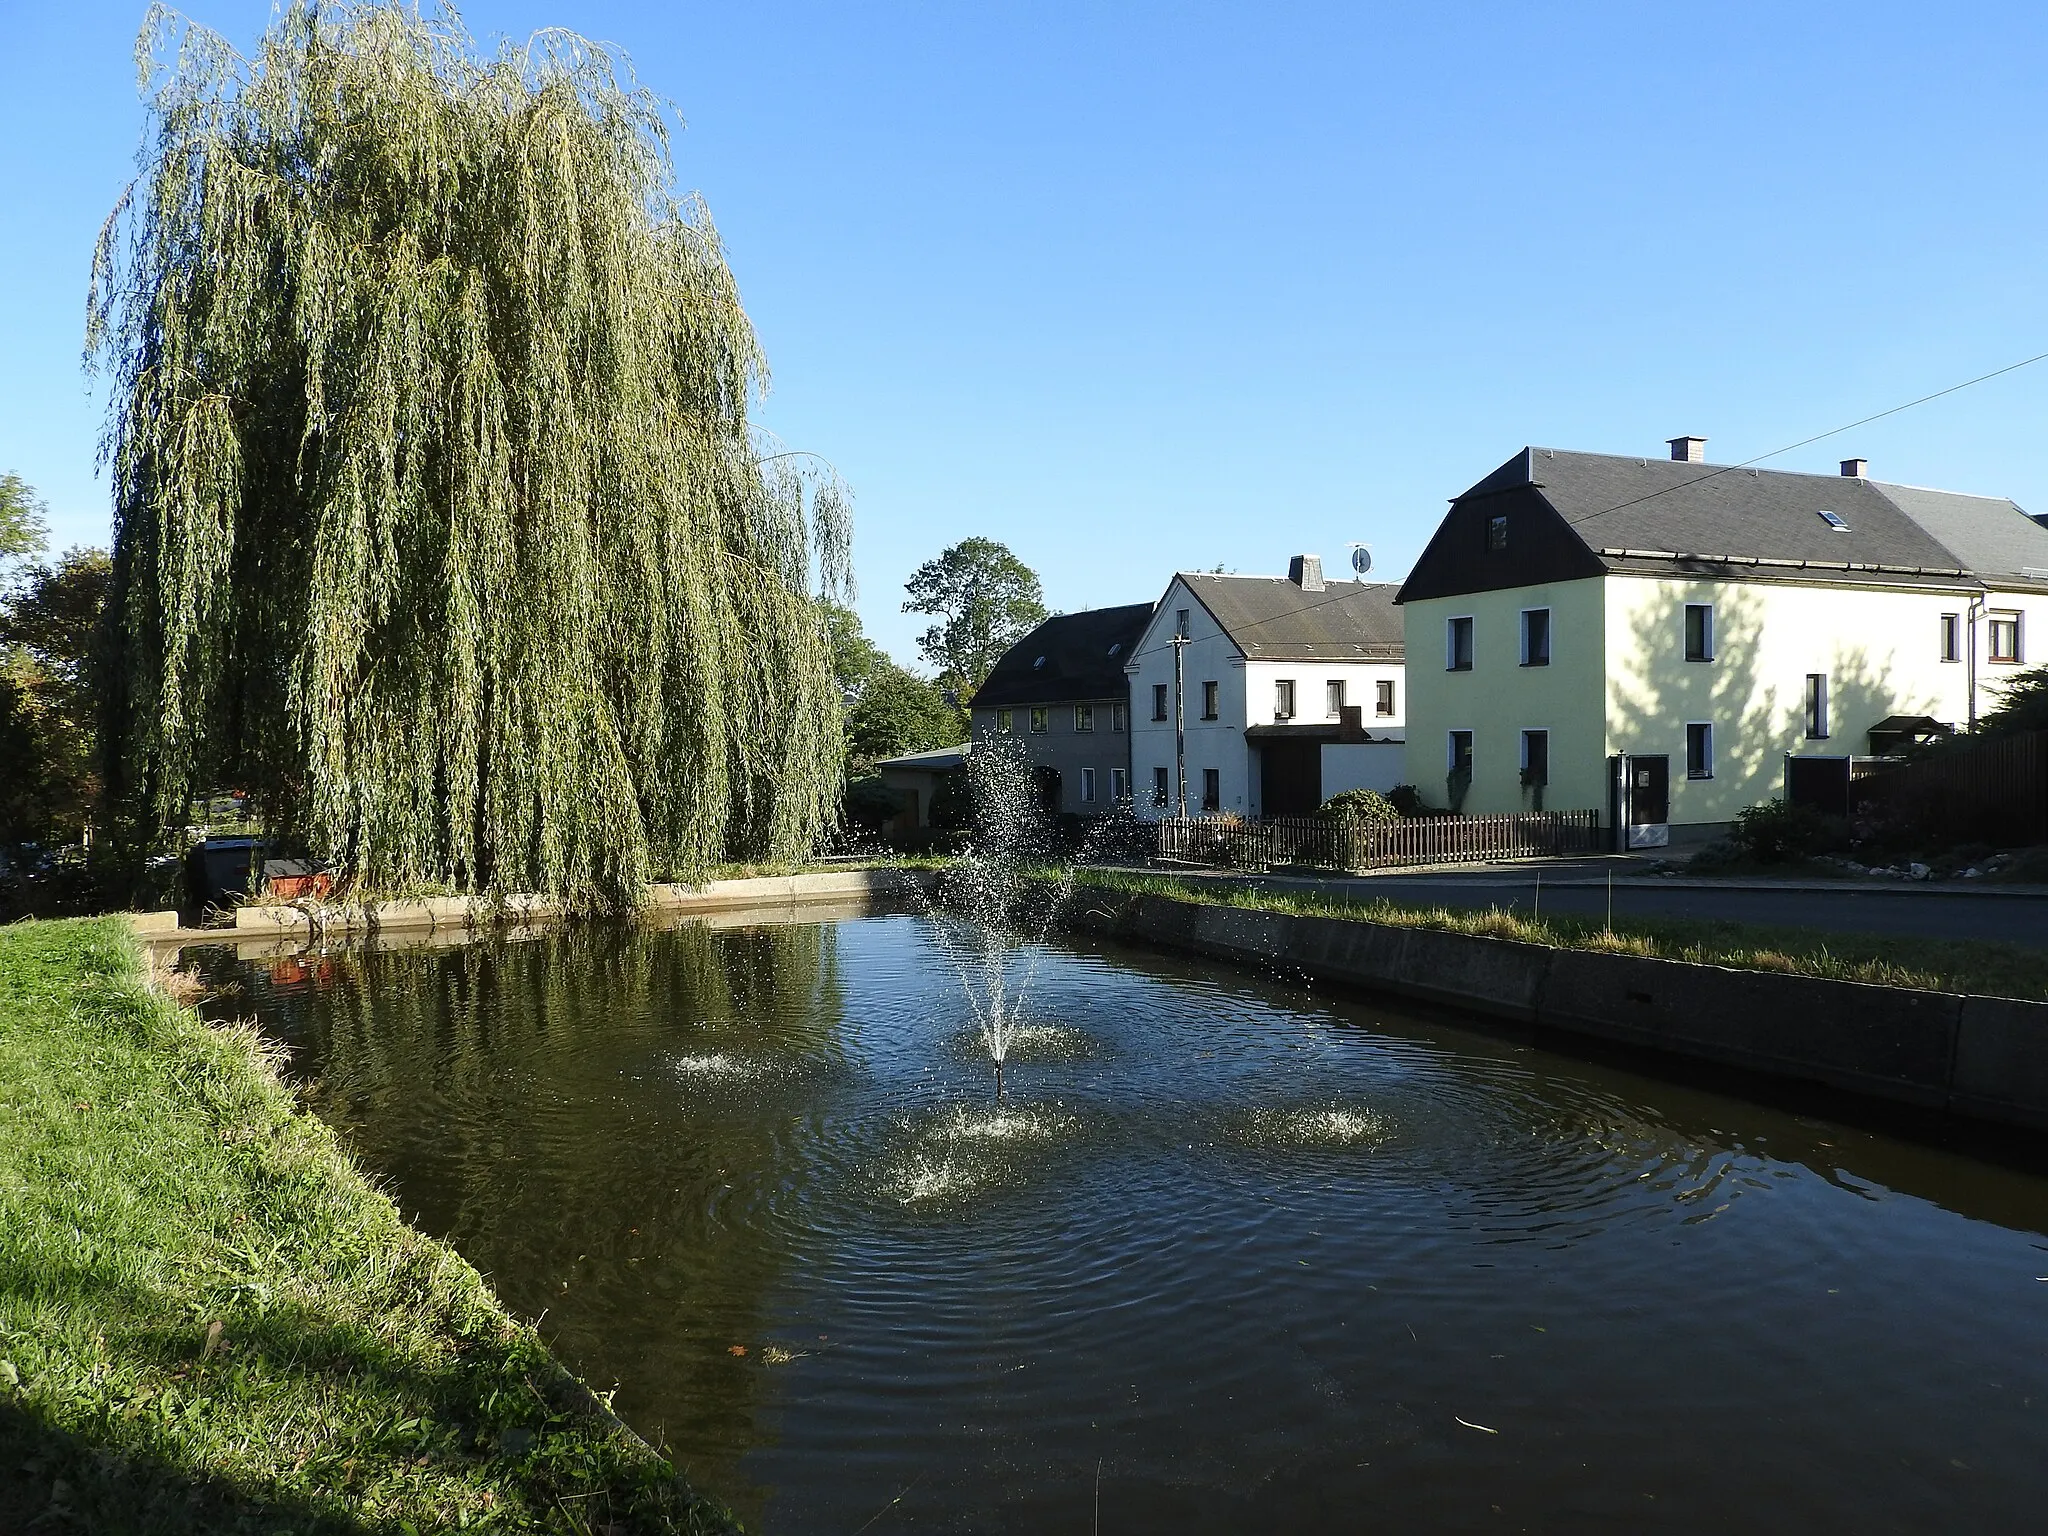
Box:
[1076,870,2048,1002]
[0,918,737,1534]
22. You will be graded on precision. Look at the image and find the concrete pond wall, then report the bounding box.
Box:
[1066,891,2048,1134]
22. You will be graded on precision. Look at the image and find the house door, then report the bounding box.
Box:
[1261,741,1322,818]
[1610,754,1670,849]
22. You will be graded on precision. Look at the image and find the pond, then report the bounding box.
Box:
[211,909,2048,1532]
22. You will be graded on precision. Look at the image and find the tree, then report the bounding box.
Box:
[900,538,1047,698]
[0,548,111,845]
[1979,665,2048,738]
[822,601,956,764]
[89,2,850,906]
[0,473,48,573]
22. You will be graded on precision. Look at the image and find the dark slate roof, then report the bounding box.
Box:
[1399,447,2038,602]
[1181,574,1405,661]
[969,603,1154,709]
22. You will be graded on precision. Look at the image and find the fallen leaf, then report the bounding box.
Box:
[728,1345,747,1357]
[201,1321,223,1362]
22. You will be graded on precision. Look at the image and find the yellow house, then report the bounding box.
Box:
[1397,441,2048,846]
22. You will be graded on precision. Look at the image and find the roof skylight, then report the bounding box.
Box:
[1816,510,1851,532]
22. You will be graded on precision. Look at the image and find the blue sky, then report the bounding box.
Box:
[5,1,2047,664]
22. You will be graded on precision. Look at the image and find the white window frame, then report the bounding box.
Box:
[1030,706,1049,734]
[1074,703,1095,733]
[1685,721,1714,780]
[1804,674,1828,740]
[1519,608,1551,667]
[1274,679,1296,720]
[1939,612,1962,663]
[996,708,1013,732]
[1375,678,1396,717]
[1325,679,1346,718]
[1081,767,1096,802]
[1447,615,1475,672]
[1989,609,2024,664]
[1110,767,1128,802]
[1684,603,1715,663]
[1111,701,1126,732]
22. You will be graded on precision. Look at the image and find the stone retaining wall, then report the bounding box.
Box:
[1068,892,2048,1133]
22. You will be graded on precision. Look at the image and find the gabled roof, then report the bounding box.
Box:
[1399,447,2045,602]
[969,602,1154,709]
[1177,573,1404,661]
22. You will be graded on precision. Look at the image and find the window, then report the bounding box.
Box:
[1520,729,1549,787]
[1111,768,1128,802]
[1684,604,1714,662]
[1326,679,1346,718]
[1376,679,1396,717]
[1030,706,1049,734]
[1990,610,2023,664]
[1487,514,1508,551]
[1686,722,1714,779]
[1152,683,1169,721]
[1940,613,1962,663]
[1447,730,1473,773]
[1274,679,1296,719]
[1075,704,1095,733]
[1152,765,1170,806]
[997,708,1013,733]
[1816,509,1851,532]
[1081,767,1097,803]
[1111,702,1126,732]
[1447,616,1474,671]
[1804,674,1828,740]
[1201,680,1219,720]
[1201,768,1221,813]
[1521,608,1551,667]
[1175,608,1190,638]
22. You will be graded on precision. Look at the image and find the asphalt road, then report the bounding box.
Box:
[1275,862,2048,949]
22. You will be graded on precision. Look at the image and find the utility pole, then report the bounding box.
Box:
[1172,630,1190,819]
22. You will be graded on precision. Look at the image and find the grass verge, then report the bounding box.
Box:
[0,917,737,1534]
[1075,870,2048,1002]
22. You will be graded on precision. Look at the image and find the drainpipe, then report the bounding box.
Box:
[1967,594,1986,731]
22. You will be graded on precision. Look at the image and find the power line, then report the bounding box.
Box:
[1566,347,2048,528]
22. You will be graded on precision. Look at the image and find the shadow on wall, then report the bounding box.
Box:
[1607,585,1926,817]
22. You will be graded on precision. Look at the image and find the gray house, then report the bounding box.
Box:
[969,603,1155,817]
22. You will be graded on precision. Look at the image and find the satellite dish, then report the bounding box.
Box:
[1350,545,1373,576]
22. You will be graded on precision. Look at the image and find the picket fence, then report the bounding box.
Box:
[1155,809,1604,872]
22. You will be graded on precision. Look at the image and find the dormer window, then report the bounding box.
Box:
[1107,642,1122,657]
[1817,510,1850,532]
[1033,655,1047,669]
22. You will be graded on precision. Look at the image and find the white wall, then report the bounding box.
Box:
[1320,741,1408,796]
[1127,579,1249,818]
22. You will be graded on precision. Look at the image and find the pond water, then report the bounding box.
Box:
[212,910,2048,1533]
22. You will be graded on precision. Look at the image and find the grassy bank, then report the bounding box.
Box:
[0,918,735,1534]
[1076,870,2048,1002]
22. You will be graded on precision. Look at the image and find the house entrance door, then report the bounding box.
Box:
[1261,740,1322,818]
[1609,754,1670,849]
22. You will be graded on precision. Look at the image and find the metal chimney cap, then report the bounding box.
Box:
[1667,436,1708,463]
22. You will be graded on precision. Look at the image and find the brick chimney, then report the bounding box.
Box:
[1668,436,1708,463]
[1288,554,1325,591]
[1840,458,1867,478]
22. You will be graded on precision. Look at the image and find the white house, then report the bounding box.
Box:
[1397,440,2048,844]
[1126,558,1406,819]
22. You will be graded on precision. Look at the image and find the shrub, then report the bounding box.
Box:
[1731,798,1848,863]
[1387,784,1434,818]
[1318,788,1400,827]
[841,775,904,831]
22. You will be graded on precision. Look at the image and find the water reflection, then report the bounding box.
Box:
[210,913,2048,1534]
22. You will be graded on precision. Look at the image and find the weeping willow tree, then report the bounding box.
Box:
[90,1,850,908]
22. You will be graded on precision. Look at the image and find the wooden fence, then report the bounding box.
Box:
[1850,731,2048,844]
[1155,809,1604,872]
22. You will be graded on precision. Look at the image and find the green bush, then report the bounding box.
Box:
[1731,798,1848,863]
[1387,784,1433,818]
[1319,788,1400,827]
